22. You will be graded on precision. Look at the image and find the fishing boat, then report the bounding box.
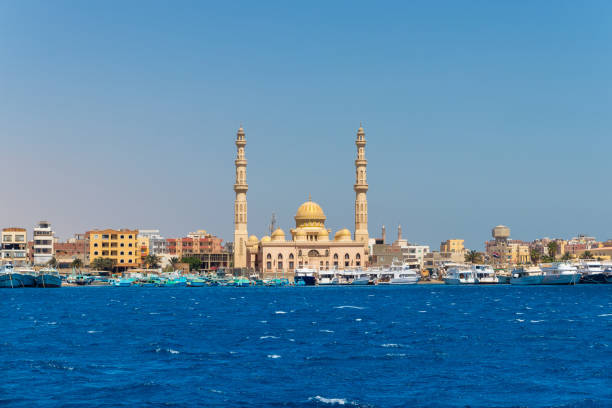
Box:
[294,268,317,286]
[15,266,37,287]
[540,263,581,285]
[114,278,133,287]
[472,265,498,284]
[75,274,89,286]
[187,277,206,287]
[510,266,543,285]
[233,277,251,287]
[318,271,339,285]
[0,264,27,288]
[36,267,62,288]
[444,267,476,285]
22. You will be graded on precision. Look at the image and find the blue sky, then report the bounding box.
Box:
[1,1,610,250]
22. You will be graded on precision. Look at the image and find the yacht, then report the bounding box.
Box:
[510,266,543,285]
[472,265,498,284]
[540,263,581,285]
[318,271,339,285]
[36,267,62,288]
[577,261,607,284]
[294,267,317,286]
[444,267,476,285]
[388,264,419,285]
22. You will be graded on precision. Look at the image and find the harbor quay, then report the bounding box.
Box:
[1,126,612,288]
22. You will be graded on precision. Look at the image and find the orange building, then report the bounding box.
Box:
[86,229,139,270]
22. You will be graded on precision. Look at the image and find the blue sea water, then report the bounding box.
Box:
[1,286,611,407]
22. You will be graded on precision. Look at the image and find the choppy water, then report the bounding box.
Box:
[1,285,611,407]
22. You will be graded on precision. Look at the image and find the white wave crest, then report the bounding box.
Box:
[334,305,364,310]
[309,396,349,405]
[267,354,281,359]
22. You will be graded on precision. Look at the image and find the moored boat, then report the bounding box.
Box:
[15,266,37,287]
[540,263,580,285]
[444,267,476,285]
[510,266,543,285]
[294,268,317,286]
[472,265,498,284]
[388,263,419,285]
[36,267,62,288]
[577,261,607,284]
[187,277,206,287]
[0,264,27,288]
[351,271,370,285]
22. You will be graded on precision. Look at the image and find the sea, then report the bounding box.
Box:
[1,285,610,408]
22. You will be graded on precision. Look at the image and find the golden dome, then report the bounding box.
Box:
[295,198,326,228]
[295,229,306,236]
[334,228,352,241]
[261,236,271,243]
[271,228,285,242]
[248,235,259,243]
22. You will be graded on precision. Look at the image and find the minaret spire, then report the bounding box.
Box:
[354,124,369,246]
[233,125,248,269]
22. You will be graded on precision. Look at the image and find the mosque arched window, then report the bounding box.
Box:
[344,253,349,260]
[266,254,271,260]
[289,253,294,260]
[356,253,361,259]
[333,253,338,260]
[308,249,320,257]
[278,254,283,260]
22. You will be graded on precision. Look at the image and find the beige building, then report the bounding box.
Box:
[1,228,28,266]
[234,125,370,278]
[485,225,530,265]
[440,239,465,253]
[86,229,140,270]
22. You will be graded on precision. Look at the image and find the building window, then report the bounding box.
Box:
[267,261,272,270]
[128,259,132,263]
[94,251,98,256]
[289,253,294,260]
[120,235,124,239]
[120,251,124,255]
[94,243,98,247]
[334,253,338,260]
[278,261,283,269]
[289,261,294,269]
[120,259,124,263]
[120,243,124,247]
[128,251,132,255]
[278,254,283,260]
[267,254,271,260]
[344,253,349,260]
[128,243,133,247]
[128,235,132,239]
[94,235,99,239]
[356,253,361,260]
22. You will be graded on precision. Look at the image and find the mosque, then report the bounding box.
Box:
[232,125,370,279]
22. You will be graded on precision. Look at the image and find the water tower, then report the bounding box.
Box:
[492,225,510,244]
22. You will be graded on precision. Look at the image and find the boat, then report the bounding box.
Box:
[114,278,133,287]
[472,265,498,284]
[510,266,543,285]
[75,274,89,286]
[294,268,317,286]
[540,263,581,285]
[444,267,476,285]
[0,264,28,288]
[36,267,62,288]
[577,261,607,284]
[233,277,251,287]
[187,277,206,287]
[604,267,612,283]
[318,271,339,285]
[388,263,419,285]
[15,266,37,287]
[351,271,371,285]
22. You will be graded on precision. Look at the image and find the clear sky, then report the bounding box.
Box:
[1,1,610,250]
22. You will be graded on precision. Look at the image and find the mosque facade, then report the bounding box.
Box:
[233,125,369,279]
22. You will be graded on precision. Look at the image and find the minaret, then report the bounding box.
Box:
[354,124,369,245]
[233,125,248,269]
[382,225,386,244]
[398,225,402,241]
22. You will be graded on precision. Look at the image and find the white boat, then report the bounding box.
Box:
[351,271,371,285]
[510,266,543,285]
[576,261,606,284]
[318,271,338,285]
[388,264,419,285]
[472,265,498,284]
[444,267,476,285]
[294,268,317,286]
[540,262,581,285]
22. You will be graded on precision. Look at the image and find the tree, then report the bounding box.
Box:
[561,252,572,261]
[169,257,180,268]
[91,257,116,271]
[144,254,160,269]
[530,249,541,264]
[464,250,483,264]
[547,241,559,260]
[580,251,593,259]
[47,256,58,268]
[180,256,202,271]
[71,258,83,269]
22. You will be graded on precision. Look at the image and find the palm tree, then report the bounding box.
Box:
[547,241,559,260]
[47,256,58,268]
[71,258,83,269]
[464,250,483,264]
[530,249,541,264]
[561,252,572,261]
[169,257,179,268]
[144,254,161,269]
[581,251,593,259]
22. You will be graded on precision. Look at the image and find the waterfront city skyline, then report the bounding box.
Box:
[1,1,611,250]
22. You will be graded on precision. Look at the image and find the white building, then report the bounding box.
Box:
[33,221,55,265]
[138,229,168,255]
[391,225,430,269]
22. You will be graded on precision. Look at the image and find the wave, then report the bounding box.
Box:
[334,305,364,310]
[309,396,350,405]
[260,336,279,339]
[275,311,287,314]
[598,313,612,317]
[267,354,281,359]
